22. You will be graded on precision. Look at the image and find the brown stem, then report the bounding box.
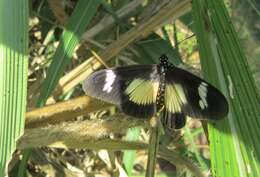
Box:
[20,114,146,149]
[47,0,68,25]
[25,96,111,128]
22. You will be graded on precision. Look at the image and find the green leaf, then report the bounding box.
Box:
[37,0,102,107]
[0,0,28,176]
[192,0,260,176]
[135,33,183,65]
[123,128,140,176]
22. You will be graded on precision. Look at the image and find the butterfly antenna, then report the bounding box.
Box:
[177,34,195,45]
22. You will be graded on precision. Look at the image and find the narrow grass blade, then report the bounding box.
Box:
[145,116,160,177]
[37,0,102,107]
[123,127,140,176]
[192,0,260,176]
[0,0,28,176]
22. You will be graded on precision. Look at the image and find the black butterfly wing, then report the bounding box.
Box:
[161,111,186,130]
[82,65,160,118]
[164,64,229,121]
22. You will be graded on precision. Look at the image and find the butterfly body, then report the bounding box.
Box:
[83,55,228,129]
[155,56,167,111]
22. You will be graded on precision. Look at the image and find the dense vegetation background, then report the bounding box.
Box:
[0,0,259,176]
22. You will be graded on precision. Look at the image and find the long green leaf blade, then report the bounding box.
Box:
[37,0,102,107]
[192,0,260,176]
[123,128,140,176]
[0,0,28,176]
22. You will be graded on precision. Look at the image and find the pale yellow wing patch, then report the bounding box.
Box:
[125,79,159,105]
[165,84,187,113]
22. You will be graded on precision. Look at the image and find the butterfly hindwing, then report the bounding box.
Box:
[164,65,228,120]
[83,65,160,118]
[162,110,186,130]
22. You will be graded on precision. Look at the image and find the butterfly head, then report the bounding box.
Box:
[159,55,169,67]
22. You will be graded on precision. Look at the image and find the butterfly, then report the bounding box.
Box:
[82,55,228,130]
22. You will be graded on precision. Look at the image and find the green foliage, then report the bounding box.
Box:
[0,0,28,176]
[4,0,260,176]
[37,0,102,107]
[17,1,102,176]
[192,0,260,176]
[123,128,140,176]
[135,33,183,65]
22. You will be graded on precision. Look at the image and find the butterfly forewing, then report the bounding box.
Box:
[83,65,160,118]
[83,69,121,104]
[164,65,228,120]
